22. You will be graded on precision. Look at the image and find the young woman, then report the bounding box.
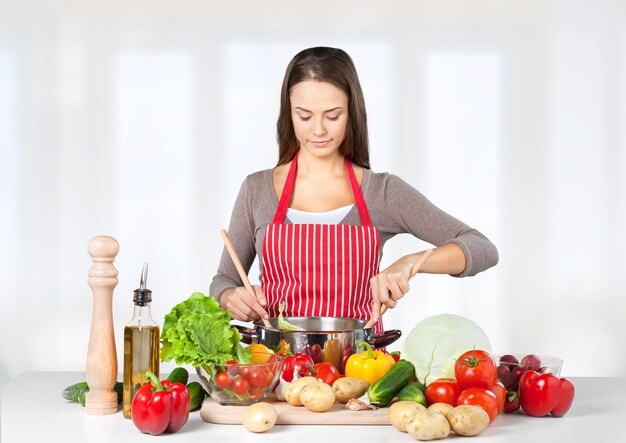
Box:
[210,47,498,332]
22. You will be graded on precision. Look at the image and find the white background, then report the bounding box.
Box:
[1,0,625,385]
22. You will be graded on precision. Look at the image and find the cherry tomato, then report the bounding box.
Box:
[312,362,341,385]
[248,367,270,388]
[214,371,232,390]
[457,387,499,423]
[225,360,239,376]
[425,378,462,406]
[248,386,264,400]
[231,376,250,395]
[240,366,251,379]
[455,350,497,389]
[263,368,276,387]
[490,381,506,415]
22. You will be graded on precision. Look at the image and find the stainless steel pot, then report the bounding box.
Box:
[234,317,401,373]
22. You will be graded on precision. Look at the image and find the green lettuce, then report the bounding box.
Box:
[160,292,250,372]
[402,314,492,385]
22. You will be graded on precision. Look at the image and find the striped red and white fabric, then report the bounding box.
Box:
[261,151,383,333]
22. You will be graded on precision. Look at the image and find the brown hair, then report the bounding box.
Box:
[276,47,370,168]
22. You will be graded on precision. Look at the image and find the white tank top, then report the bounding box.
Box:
[286,204,354,225]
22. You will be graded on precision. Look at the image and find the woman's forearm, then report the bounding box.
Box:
[408,243,467,276]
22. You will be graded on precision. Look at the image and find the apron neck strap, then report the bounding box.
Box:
[273,151,372,226]
[345,156,372,227]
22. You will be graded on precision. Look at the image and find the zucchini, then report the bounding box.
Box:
[63,381,123,406]
[186,381,206,411]
[398,381,427,406]
[367,359,415,406]
[167,367,189,385]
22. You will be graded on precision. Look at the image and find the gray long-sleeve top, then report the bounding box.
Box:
[210,168,499,300]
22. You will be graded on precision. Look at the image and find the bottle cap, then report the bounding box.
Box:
[134,262,152,306]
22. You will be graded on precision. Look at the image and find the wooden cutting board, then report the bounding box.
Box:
[200,397,391,425]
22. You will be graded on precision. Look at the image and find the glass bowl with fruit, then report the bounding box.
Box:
[496,353,563,392]
[196,352,284,406]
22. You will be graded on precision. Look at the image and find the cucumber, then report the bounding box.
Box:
[167,367,189,385]
[62,382,89,402]
[63,381,123,406]
[186,381,206,411]
[397,381,427,406]
[367,359,415,407]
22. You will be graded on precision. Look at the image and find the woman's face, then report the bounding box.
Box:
[289,80,349,159]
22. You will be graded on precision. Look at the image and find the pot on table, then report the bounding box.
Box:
[234,317,401,373]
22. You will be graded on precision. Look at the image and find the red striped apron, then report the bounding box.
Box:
[261,152,383,333]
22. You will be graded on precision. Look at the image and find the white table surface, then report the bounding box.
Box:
[1,372,625,443]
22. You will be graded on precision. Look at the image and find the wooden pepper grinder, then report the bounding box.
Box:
[85,235,120,415]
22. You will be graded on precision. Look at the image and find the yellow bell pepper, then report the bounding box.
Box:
[345,341,396,385]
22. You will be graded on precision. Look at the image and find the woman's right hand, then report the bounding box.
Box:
[219,285,270,322]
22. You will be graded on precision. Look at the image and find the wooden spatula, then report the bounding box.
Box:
[219,229,273,329]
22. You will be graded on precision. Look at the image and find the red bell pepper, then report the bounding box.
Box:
[273,352,315,401]
[280,353,315,382]
[519,371,575,417]
[550,378,576,417]
[131,371,190,435]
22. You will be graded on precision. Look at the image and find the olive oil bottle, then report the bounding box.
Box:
[123,263,160,419]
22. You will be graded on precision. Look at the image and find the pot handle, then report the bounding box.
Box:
[232,324,258,344]
[370,329,401,348]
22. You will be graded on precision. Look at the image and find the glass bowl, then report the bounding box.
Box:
[196,354,283,406]
[496,353,563,391]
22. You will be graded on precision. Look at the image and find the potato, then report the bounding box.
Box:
[389,400,427,432]
[284,377,319,406]
[299,381,336,412]
[406,410,450,441]
[242,402,278,433]
[447,405,490,437]
[427,402,454,419]
[332,377,369,403]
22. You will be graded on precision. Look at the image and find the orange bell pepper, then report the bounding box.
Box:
[344,341,395,385]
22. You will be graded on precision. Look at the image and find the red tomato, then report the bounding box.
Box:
[214,371,232,390]
[312,362,340,385]
[231,376,250,395]
[225,360,239,376]
[240,366,251,379]
[457,387,499,423]
[248,368,267,387]
[425,378,462,406]
[248,386,264,400]
[264,368,276,387]
[490,382,506,415]
[455,350,497,389]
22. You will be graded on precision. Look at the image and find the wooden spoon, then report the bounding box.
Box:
[364,248,434,329]
[219,229,273,328]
